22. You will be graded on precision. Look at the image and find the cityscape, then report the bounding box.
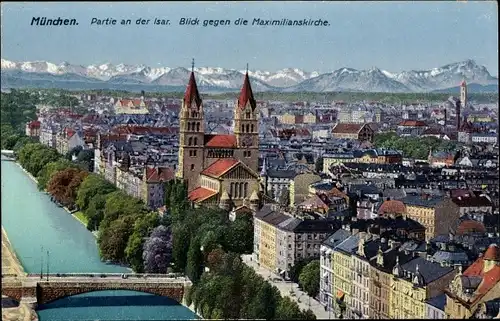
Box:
[1,1,499,321]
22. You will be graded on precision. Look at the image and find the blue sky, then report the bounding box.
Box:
[1,1,497,74]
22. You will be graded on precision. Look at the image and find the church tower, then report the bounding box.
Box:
[234,65,259,173]
[460,80,468,109]
[177,59,205,192]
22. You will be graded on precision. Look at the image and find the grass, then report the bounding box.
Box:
[73,211,88,226]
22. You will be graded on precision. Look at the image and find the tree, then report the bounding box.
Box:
[245,282,280,319]
[298,260,320,297]
[301,309,317,320]
[76,149,94,172]
[85,194,107,231]
[275,296,303,320]
[97,215,135,263]
[125,212,161,272]
[171,223,191,272]
[289,258,315,283]
[76,174,116,211]
[47,168,88,207]
[142,225,173,273]
[315,157,324,173]
[225,214,253,254]
[37,159,77,191]
[65,145,83,160]
[186,236,203,284]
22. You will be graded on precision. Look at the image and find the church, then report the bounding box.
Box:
[177,62,261,210]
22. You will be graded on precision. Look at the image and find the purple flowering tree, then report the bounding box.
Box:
[142,225,173,273]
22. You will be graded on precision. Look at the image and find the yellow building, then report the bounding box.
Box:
[444,244,500,319]
[253,214,278,271]
[332,233,360,318]
[402,195,460,241]
[187,158,261,210]
[303,112,316,124]
[389,256,456,319]
[279,112,296,125]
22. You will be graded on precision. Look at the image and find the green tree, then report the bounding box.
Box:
[171,223,191,272]
[85,194,107,231]
[76,174,116,211]
[289,258,314,283]
[245,281,280,319]
[275,296,303,320]
[301,309,317,320]
[37,159,77,191]
[97,215,135,262]
[225,214,253,254]
[186,236,203,284]
[298,260,320,297]
[124,212,160,272]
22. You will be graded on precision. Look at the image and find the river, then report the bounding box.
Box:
[1,157,197,321]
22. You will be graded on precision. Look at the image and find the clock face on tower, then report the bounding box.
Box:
[242,135,253,147]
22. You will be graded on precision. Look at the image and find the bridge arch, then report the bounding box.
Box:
[37,282,186,305]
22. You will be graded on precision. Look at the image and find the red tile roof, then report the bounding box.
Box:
[184,72,202,108]
[332,123,365,134]
[452,195,493,208]
[458,245,500,305]
[204,134,237,148]
[378,200,406,215]
[28,120,41,128]
[118,99,144,107]
[455,220,486,236]
[201,158,240,178]
[398,120,427,127]
[145,167,175,183]
[188,187,218,202]
[238,73,256,111]
[461,80,467,86]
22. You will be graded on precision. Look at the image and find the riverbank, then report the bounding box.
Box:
[1,227,37,321]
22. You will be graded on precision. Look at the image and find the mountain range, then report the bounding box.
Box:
[1,58,498,93]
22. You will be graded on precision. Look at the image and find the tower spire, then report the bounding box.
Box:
[191,58,195,72]
[246,63,249,74]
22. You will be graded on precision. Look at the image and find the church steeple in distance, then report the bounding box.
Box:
[238,64,256,111]
[184,58,202,108]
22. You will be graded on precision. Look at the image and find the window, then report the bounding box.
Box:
[246,111,251,119]
[190,164,195,171]
[244,182,248,197]
[246,124,250,133]
[194,137,198,146]
[241,124,245,133]
[187,122,191,131]
[239,183,243,199]
[188,137,193,146]
[244,151,252,158]
[251,124,254,132]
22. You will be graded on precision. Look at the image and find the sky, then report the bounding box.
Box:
[1,1,498,74]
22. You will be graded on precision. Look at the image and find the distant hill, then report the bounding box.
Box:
[432,83,499,93]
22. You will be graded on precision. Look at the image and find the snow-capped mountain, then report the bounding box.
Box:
[1,58,498,92]
[285,67,412,93]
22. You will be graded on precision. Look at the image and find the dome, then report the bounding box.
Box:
[378,200,406,215]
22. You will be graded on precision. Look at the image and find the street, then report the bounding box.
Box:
[241,255,335,320]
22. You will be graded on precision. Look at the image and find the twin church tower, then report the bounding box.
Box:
[177,60,260,193]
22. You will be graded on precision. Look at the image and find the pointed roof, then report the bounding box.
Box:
[184,72,202,108]
[484,244,499,261]
[238,72,256,111]
[461,80,467,87]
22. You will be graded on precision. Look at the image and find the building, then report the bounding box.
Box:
[55,127,85,155]
[319,229,351,315]
[397,120,428,137]
[369,243,413,319]
[142,166,175,209]
[177,66,260,199]
[332,233,361,318]
[25,120,41,137]
[253,205,338,276]
[402,193,461,241]
[425,293,447,319]
[389,256,456,319]
[332,123,374,142]
[461,80,468,109]
[444,244,500,319]
[114,98,149,114]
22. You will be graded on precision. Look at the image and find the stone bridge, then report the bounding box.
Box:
[1,273,192,308]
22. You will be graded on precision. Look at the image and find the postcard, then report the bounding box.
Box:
[1,2,498,321]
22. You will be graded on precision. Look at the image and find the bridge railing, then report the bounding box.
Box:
[26,272,185,279]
